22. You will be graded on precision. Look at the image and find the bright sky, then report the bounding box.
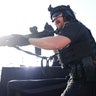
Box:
[0,0,96,68]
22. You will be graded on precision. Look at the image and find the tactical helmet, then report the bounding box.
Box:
[48,5,76,22]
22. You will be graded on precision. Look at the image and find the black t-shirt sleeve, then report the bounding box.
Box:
[59,22,82,42]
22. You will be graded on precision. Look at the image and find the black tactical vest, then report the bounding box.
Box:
[59,40,95,66]
[58,38,96,81]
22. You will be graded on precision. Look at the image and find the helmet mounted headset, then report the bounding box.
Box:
[48,5,76,22]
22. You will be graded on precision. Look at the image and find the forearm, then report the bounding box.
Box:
[28,37,56,50]
[28,35,71,50]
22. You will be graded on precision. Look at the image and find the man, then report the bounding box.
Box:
[6,5,96,96]
[26,5,96,96]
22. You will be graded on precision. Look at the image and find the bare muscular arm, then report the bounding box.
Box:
[28,35,71,50]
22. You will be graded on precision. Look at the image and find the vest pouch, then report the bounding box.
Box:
[82,56,96,82]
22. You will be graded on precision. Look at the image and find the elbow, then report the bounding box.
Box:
[52,44,61,50]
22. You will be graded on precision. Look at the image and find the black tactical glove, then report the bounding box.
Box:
[0,34,30,47]
[7,34,30,47]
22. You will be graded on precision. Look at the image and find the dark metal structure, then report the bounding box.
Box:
[0,66,70,96]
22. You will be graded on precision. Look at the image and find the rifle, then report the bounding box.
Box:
[0,22,54,47]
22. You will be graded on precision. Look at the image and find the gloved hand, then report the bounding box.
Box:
[0,34,30,47]
[7,34,30,47]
